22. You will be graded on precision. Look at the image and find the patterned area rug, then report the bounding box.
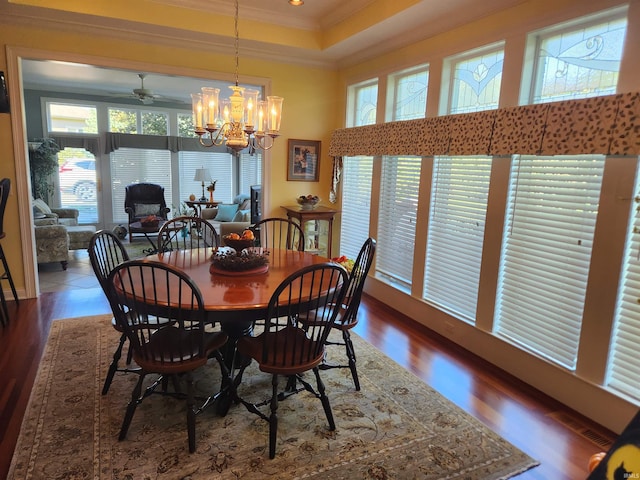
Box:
[8,316,539,480]
[124,237,158,259]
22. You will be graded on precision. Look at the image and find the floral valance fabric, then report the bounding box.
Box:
[328,91,640,157]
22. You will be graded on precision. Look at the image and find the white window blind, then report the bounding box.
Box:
[339,156,373,260]
[495,156,604,370]
[376,156,421,291]
[239,152,262,194]
[607,163,640,401]
[424,157,491,322]
[178,151,233,204]
[110,148,173,224]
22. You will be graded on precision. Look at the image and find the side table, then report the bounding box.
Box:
[185,200,220,218]
[281,205,339,258]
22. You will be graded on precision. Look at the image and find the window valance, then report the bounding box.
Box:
[328,91,640,157]
[50,135,101,157]
[104,132,230,154]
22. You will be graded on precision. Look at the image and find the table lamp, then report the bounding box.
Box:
[193,168,212,201]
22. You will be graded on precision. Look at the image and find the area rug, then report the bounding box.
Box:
[8,315,539,480]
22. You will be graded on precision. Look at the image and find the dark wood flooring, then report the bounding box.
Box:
[0,289,614,479]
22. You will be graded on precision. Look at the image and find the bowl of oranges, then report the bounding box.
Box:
[222,229,255,253]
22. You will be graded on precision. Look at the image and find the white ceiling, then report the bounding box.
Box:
[16,0,527,104]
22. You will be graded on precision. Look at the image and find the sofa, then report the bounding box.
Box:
[201,194,252,238]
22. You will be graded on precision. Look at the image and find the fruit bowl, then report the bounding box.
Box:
[296,195,320,210]
[222,236,255,253]
[140,215,160,228]
[210,248,269,275]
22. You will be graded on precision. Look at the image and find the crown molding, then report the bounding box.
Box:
[0,6,340,70]
[148,0,378,31]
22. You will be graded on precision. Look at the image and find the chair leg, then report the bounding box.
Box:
[314,367,335,431]
[269,374,279,459]
[119,373,145,441]
[0,244,19,303]
[343,330,360,391]
[102,333,127,395]
[0,284,8,322]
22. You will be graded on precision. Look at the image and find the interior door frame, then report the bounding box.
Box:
[6,46,272,298]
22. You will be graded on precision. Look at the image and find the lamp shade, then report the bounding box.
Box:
[194,168,212,183]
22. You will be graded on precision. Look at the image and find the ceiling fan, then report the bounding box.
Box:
[131,73,156,104]
[106,73,186,105]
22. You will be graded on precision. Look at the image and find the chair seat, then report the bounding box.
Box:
[134,327,228,374]
[237,327,324,375]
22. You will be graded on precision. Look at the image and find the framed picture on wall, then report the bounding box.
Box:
[287,139,320,182]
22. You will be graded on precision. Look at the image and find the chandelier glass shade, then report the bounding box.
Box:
[191,0,283,152]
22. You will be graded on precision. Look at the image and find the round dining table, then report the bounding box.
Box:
[144,247,331,319]
[127,247,337,414]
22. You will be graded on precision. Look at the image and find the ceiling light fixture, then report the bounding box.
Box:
[289,0,304,5]
[192,0,283,152]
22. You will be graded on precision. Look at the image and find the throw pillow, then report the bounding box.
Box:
[32,198,52,215]
[134,203,160,217]
[234,193,250,205]
[215,204,239,222]
[232,209,250,222]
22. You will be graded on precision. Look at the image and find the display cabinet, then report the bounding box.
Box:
[281,205,339,258]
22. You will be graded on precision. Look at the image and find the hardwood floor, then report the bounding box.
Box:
[0,288,614,479]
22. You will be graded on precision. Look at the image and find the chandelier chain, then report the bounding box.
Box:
[191,0,283,152]
[234,0,239,87]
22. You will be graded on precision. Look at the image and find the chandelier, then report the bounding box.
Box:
[191,0,283,152]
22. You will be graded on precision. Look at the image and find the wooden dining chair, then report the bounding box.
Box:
[0,178,18,324]
[308,237,376,391]
[157,215,219,253]
[88,230,137,395]
[107,259,231,453]
[234,262,349,459]
[250,217,305,251]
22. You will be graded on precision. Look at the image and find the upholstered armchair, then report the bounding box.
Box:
[124,183,170,239]
[34,224,69,270]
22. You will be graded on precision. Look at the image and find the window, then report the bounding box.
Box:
[239,153,262,195]
[420,46,501,321]
[340,79,378,260]
[493,9,626,371]
[46,102,98,134]
[57,148,98,224]
[526,9,627,103]
[109,108,169,135]
[387,65,429,121]
[339,156,373,260]
[110,148,173,224]
[178,113,196,137]
[423,158,491,321]
[443,43,504,114]
[608,162,640,400]
[347,79,378,127]
[141,111,168,135]
[178,151,233,205]
[495,156,604,369]
[376,156,421,291]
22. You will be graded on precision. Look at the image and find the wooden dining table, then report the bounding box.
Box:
[141,247,332,340]
[145,247,328,315]
[122,247,337,414]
